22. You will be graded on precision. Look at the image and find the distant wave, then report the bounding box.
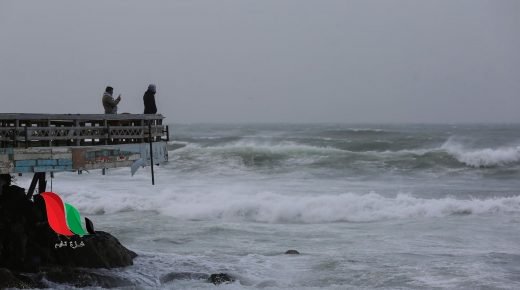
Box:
[176,139,419,156]
[202,140,345,154]
[346,128,386,133]
[166,141,188,151]
[321,128,392,137]
[170,137,520,171]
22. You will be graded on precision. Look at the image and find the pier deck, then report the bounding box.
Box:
[0,114,169,175]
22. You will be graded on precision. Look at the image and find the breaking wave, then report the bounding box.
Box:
[62,183,520,224]
[442,139,520,168]
[199,140,345,154]
[172,137,520,171]
[156,192,520,223]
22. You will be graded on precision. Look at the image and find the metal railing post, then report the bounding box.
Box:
[148,123,155,185]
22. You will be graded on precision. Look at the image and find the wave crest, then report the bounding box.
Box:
[66,188,520,223]
[442,139,520,167]
[173,137,520,171]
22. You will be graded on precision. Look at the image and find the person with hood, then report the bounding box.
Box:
[102,86,122,114]
[143,84,157,114]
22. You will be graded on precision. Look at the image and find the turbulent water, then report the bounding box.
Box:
[26,124,520,289]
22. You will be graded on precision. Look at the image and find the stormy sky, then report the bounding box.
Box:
[0,0,519,123]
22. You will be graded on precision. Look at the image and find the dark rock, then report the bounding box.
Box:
[160,272,209,284]
[0,184,36,271]
[0,182,136,271]
[41,268,134,288]
[208,273,235,285]
[0,178,138,289]
[0,268,39,289]
[0,180,138,289]
[51,231,137,268]
[284,250,300,255]
[85,217,95,234]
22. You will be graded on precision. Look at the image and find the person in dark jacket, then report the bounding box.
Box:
[102,86,122,114]
[143,84,157,114]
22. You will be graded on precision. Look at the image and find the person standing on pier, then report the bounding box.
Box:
[102,86,122,114]
[143,84,157,114]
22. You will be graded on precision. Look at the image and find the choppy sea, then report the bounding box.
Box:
[23,124,520,289]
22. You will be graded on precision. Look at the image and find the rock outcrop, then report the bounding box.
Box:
[160,272,236,286]
[284,249,300,255]
[0,268,41,289]
[160,272,210,283]
[50,232,137,268]
[208,273,235,285]
[0,176,137,288]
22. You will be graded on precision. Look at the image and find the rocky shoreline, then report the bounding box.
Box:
[0,175,237,288]
[0,175,137,289]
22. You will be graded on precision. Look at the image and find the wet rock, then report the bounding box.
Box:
[0,182,136,271]
[0,268,39,289]
[0,180,138,288]
[52,231,137,268]
[285,249,300,255]
[208,273,235,285]
[160,272,209,283]
[0,184,37,271]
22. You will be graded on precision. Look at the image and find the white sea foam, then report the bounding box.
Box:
[154,192,520,223]
[442,138,520,167]
[49,171,520,224]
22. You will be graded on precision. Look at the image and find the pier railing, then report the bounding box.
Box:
[0,114,169,148]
